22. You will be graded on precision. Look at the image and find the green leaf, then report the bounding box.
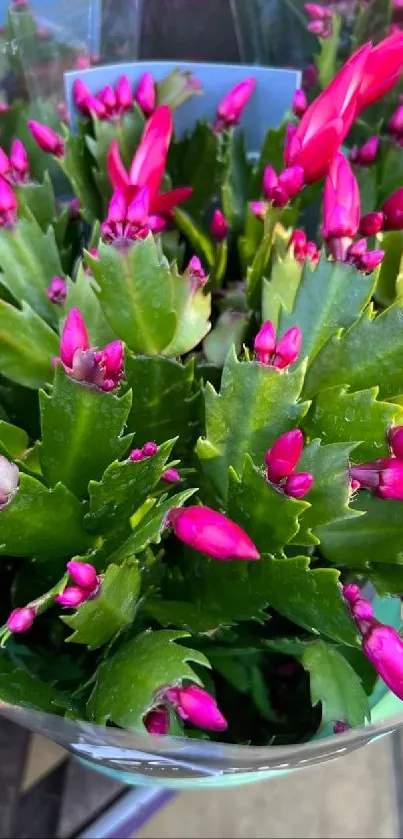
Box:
[263,556,358,645]
[246,214,276,310]
[294,440,361,546]
[163,266,211,356]
[0,217,63,323]
[157,69,203,110]
[279,254,376,366]
[85,439,176,538]
[146,599,230,633]
[319,492,403,567]
[366,564,403,596]
[0,300,58,390]
[376,231,403,307]
[124,355,200,453]
[238,207,264,274]
[174,208,215,268]
[87,630,210,729]
[58,130,102,222]
[303,386,403,462]
[203,311,248,368]
[0,472,92,559]
[0,655,64,714]
[64,267,117,347]
[304,301,403,400]
[355,166,378,219]
[196,347,309,502]
[169,122,222,219]
[0,421,28,459]
[378,143,403,205]
[353,0,391,46]
[227,455,309,554]
[87,237,177,354]
[39,366,132,499]
[62,560,141,650]
[221,130,250,236]
[302,641,370,727]
[316,15,342,88]
[16,171,57,232]
[262,251,303,329]
[109,488,196,563]
[87,110,145,213]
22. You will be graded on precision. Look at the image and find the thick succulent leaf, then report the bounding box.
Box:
[85,439,176,539]
[15,171,57,232]
[0,421,28,459]
[263,556,358,645]
[379,144,403,204]
[238,207,264,274]
[0,218,63,324]
[304,302,403,399]
[221,130,250,236]
[319,493,403,566]
[163,266,211,356]
[62,560,141,650]
[157,69,203,110]
[294,440,361,546]
[353,0,391,44]
[58,130,102,222]
[279,254,376,366]
[302,641,370,727]
[0,654,64,713]
[174,208,215,268]
[203,311,249,368]
[303,386,403,461]
[0,300,58,390]
[375,231,403,308]
[145,599,233,634]
[39,366,132,499]
[262,252,303,329]
[87,237,177,354]
[124,354,200,453]
[87,630,209,729]
[366,564,403,595]
[65,267,116,347]
[169,122,222,219]
[316,14,341,87]
[246,220,275,310]
[227,456,309,554]
[355,165,377,219]
[0,472,92,558]
[196,347,309,502]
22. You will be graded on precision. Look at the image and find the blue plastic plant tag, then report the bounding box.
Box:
[64,61,300,151]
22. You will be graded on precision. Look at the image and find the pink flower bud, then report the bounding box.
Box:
[351,478,361,491]
[292,88,308,118]
[265,430,304,482]
[7,606,35,633]
[135,72,156,117]
[348,238,367,258]
[55,587,89,608]
[343,583,360,603]
[67,560,98,591]
[362,622,403,699]
[357,136,379,165]
[116,75,133,111]
[333,721,349,734]
[0,455,19,507]
[0,148,10,177]
[322,153,360,249]
[60,308,89,368]
[144,706,170,735]
[28,121,64,157]
[97,341,124,391]
[271,186,289,208]
[285,471,314,498]
[389,426,403,461]
[99,85,117,114]
[210,209,228,242]
[250,200,267,220]
[382,186,403,230]
[290,229,307,251]
[278,166,305,199]
[352,599,374,622]
[388,105,403,135]
[74,55,91,70]
[46,276,67,305]
[263,165,278,198]
[359,211,384,236]
[187,255,207,288]
[168,505,260,561]
[162,468,181,483]
[73,78,92,112]
[0,178,17,216]
[216,78,256,129]
[254,320,276,364]
[129,448,144,462]
[359,250,384,272]
[273,326,302,369]
[302,63,318,89]
[377,459,403,499]
[86,96,107,120]
[142,441,158,457]
[166,685,228,731]
[304,3,332,19]
[10,139,28,176]
[307,19,331,36]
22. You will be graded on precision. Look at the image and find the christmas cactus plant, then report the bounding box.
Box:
[3,22,403,746]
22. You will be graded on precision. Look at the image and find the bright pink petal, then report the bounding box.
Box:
[60,308,90,368]
[107,140,130,191]
[129,105,173,199]
[151,186,192,214]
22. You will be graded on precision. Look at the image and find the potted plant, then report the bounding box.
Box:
[1,2,403,790]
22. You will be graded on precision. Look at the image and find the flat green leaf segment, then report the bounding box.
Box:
[0,473,92,558]
[87,630,210,730]
[85,439,176,539]
[125,355,200,451]
[0,654,64,714]
[305,302,403,399]
[0,300,58,390]
[319,492,403,566]
[196,348,309,502]
[304,386,403,462]
[302,642,370,727]
[227,456,309,554]
[162,265,211,357]
[169,121,222,220]
[16,171,57,232]
[174,208,215,268]
[88,237,177,354]
[316,14,342,87]
[294,441,362,546]
[0,421,28,460]
[279,254,375,365]
[263,556,358,645]
[59,130,102,222]
[62,561,141,650]
[39,367,132,499]
[221,130,250,236]
[262,252,303,329]
[0,217,63,324]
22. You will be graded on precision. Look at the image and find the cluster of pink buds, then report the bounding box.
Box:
[0,178,17,228]
[186,255,208,290]
[349,136,379,166]
[210,209,228,242]
[28,120,64,158]
[213,78,256,132]
[304,3,333,37]
[129,441,159,461]
[292,89,308,119]
[101,187,165,245]
[55,561,99,608]
[265,430,313,499]
[59,308,124,392]
[345,238,384,273]
[343,584,403,700]
[350,426,403,500]
[261,164,305,210]
[46,276,67,305]
[361,186,403,234]
[144,684,228,735]
[168,505,260,561]
[288,229,320,264]
[0,139,29,185]
[73,76,133,121]
[254,320,302,370]
[135,72,156,117]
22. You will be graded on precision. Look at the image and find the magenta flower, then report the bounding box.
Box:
[350,136,379,166]
[10,139,29,180]
[55,587,90,608]
[59,308,124,392]
[254,320,276,364]
[359,211,384,237]
[288,229,320,264]
[168,505,260,561]
[187,255,208,289]
[129,448,144,462]
[322,153,360,260]
[135,72,156,117]
[144,706,170,735]
[143,441,158,457]
[214,77,256,131]
[262,164,305,207]
[7,606,35,633]
[292,88,308,118]
[164,685,228,731]
[28,121,64,157]
[285,472,314,499]
[346,238,384,272]
[162,468,181,483]
[357,30,403,114]
[381,186,403,230]
[67,561,98,592]
[345,591,403,700]
[210,209,229,242]
[46,276,67,305]
[265,430,313,499]
[0,456,19,507]
[254,320,302,369]
[116,75,134,111]
[350,457,403,499]
[389,426,403,461]
[0,177,17,227]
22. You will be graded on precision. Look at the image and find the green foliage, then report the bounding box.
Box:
[169,122,222,219]
[302,642,370,727]
[0,421,28,460]
[262,250,303,329]
[109,488,196,562]
[316,15,342,88]
[319,493,403,567]
[0,300,58,389]
[16,172,57,232]
[0,654,64,714]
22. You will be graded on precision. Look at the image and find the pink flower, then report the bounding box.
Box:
[346,238,384,272]
[359,212,384,236]
[168,505,260,561]
[187,255,208,289]
[0,177,17,226]
[144,706,170,735]
[292,89,308,118]
[143,441,158,457]
[67,560,98,592]
[214,78,256,130]
[210,209,229,241]
[7,607,35,633]
[55,587,90,608]
[288,229,320,264]
[46,276,67,305]
[342,583,361,604]
[129,448,144,462]
[162,468,181,483]
[389,426,403,461]
[265,429,304,481]
[285,472,314,498]
[164,685,228,731]
[363,623,403,699]
[254,320,276,364]
[10,139,29,180]
[357,30,403,113]
[28,121,64,157]
[350,457,403,499]
[0,455,19,507]
[116,75,133,111]
[350,136,379,166]
[322,153,360,260]
[254,321,302,369]
[262,164,305,207]
[135,72,156,117]
[59,309,124,392]
[381,187,403,230]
